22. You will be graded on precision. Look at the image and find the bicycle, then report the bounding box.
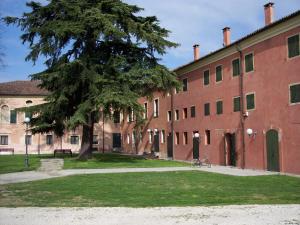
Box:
[191,155,211,168]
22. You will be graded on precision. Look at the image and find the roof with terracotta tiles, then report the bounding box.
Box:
[0,80,49,96]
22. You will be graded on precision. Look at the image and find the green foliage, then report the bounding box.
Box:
[3,0,179,139]
[1,172,300,207]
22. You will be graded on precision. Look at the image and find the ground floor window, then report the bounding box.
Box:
[205,130,210,145]
[183,132,188,145]
[46,135,53,145]
[0,135,8,145]
[25,135,32,145]
[161,130,165,144]
[93,135,98,145]
[70,135,79,145]
[175,132,179,145]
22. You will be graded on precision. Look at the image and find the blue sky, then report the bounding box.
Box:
[0,0,299,82]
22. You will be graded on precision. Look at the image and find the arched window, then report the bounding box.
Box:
[0,105,10,123]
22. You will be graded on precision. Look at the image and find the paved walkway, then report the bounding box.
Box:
[0,160,278,185]
[1,205,299,225]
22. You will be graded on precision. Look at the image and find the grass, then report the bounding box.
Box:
[1,171,300,207]
[63,153,189,169]
[0,154,43,174]
[0,153,188,174]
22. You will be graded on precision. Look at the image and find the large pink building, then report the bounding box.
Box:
[122,3,300,174]
[1,3,299,174]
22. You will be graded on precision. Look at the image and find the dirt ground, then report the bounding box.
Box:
[0,205,299,225]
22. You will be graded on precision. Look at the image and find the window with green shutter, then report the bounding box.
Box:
[204,70,210,85]
[246,93,255,110]
[216,65,222,82]
[233,96,241,112]
[232,58,240,76]
[25,111,32,119]
[10,110,17,124]
[288,34,300,58]
[245,53,254,73]
[216,100,223,115]
[290,83,300,104]
[204,103,210,116]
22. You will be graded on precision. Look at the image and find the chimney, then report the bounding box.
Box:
[264,2,274,26]
[193,44,200,61]
[223,27,231,46]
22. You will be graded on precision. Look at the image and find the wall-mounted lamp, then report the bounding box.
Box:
[194,133,200,138]
[246,128,257,139]
[147,129,152,133]
[243,111,249,118]
[154,129,158,133]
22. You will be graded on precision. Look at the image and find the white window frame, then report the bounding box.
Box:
[287,33,300,60]
[0,135,9,145]
[215,64,223,84]
[231,57,240,78]
[203,69,210,86]
[245,92,256,111]
[289,82,300,105]
[244,52,255,74]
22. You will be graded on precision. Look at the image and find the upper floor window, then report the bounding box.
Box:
[203,70,210,86]
[143,103,148,119]
[154,99,159,118]
[216,100,223,115]
[246,93,255,110]
[182,78,188,92]
[204,103,210,116]
[113,111,120,123]
[245,53,254,73]
[0,135,8,145]
[127,107,134,122]
[233,96,241,112]
[216,65,223,82]
[232,58,240,76]
[167,111,172,122]
[183,108,188,119]
[190,106,196,118]
[0,105,9,123]
[175,110,179,121]
[10,110,17,124]
[288,34,300,58]
[290,83,300,104]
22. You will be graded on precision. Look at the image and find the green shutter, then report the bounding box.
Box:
[288,35,300,58]
[216,66,222,82]
[233,97,241,112]
[245,53,254,72]
[10,110,17,124]
[232,59,240,76]
[25,111,32,119]
[246,94,255,110]
[204,70,210,85]
[216,101,223,115]
[290,84,300,104]
[204,103,210,116]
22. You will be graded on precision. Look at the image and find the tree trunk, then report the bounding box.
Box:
[78,113,94,159]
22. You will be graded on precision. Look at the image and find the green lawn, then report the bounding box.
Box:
[0,153,188,174]
[63,153,189,169]
[0,155,42,174]
[1,171,300,207]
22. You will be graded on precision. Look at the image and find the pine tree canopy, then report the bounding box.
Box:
[4,0,180,138]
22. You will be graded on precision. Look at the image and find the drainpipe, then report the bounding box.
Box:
[171,90,175,159]
[236,45,246,169]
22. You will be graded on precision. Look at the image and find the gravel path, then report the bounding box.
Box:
[1,205,299,225]
[0,166,278,185]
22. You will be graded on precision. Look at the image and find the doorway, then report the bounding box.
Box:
[153,132,160,152]
[225,133,236,166]
[167,133,173,158]
[266,129,279,172]
[192,132,200,159]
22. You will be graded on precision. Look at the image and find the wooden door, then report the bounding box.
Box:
[266,129,279,172]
